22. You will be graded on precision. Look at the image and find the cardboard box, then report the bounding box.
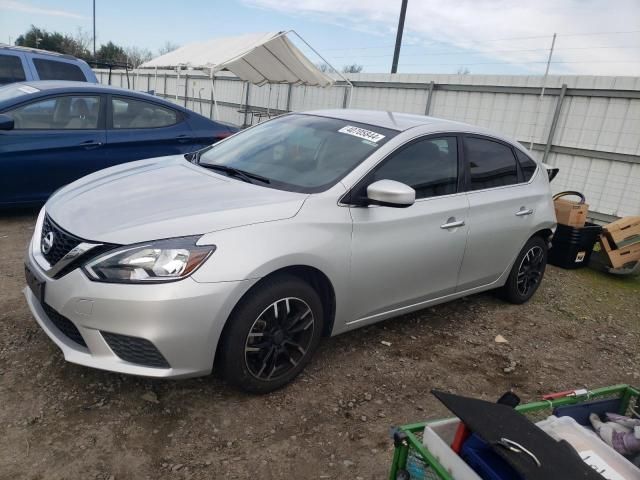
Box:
[598,234,640,269]
[603,216,640,247]
[554,198,588,227]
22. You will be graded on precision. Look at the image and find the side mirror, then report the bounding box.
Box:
[0,114,14,131]
[366,179,415,208]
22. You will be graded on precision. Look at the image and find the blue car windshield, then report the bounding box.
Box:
[0,84,40,103]
[199,114,398,193]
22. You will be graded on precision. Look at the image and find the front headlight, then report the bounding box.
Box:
[84,236,215,283]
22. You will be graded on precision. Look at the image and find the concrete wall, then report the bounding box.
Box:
[95,69,640,218]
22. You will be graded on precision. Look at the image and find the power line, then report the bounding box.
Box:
[325,45,640,59]
[354,60,640,68]
[319,30,640,52]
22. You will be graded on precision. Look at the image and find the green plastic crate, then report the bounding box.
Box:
[389,384,640,480]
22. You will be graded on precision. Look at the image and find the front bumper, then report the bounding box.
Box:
[25,245,257,379]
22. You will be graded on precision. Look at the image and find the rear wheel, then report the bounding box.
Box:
[219,274,324,393]
[499,236,548,304]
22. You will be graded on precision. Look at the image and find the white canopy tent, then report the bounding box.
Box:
[140,31,351,120]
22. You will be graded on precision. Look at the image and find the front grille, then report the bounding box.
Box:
[102,332,170,368]
[42,304,87,348]
[41,215,83,266]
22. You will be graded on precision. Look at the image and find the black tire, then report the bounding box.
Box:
[219,274,324,394]
[499,236,548,304]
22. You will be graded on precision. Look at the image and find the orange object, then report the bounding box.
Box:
[451,421,470,454]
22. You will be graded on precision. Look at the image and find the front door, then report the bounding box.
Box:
[0,94,106,205]
[348,135,469,323]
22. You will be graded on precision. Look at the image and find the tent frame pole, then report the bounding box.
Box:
[285,30,353,108]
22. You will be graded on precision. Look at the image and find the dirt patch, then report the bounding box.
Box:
[1,210,639,479]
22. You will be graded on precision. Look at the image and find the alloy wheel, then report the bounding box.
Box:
[244,297,315,381]
[516,245,545,296]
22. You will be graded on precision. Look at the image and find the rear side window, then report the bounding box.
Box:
[0,54,26,86]
[515,149,538,182]
[371,136,458,199]
[111,97,178,129]
[33,58,87,81]
[7,95,100,129]
[464,137,518,190]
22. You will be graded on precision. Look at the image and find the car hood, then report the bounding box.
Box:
[46,155,308,244]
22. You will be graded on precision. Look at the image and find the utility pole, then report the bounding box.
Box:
[92,0,96,58]
[391,0,408,74]
[529,32,557,150]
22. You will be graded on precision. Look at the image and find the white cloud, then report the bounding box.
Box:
[0,0,85,19]
[244,0,640,75]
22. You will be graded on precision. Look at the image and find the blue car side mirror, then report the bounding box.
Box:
[0,114,14,131]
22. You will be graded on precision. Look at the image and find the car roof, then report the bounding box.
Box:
[0,44,78,61]
[0,80,188,112]
[305,108,508,139]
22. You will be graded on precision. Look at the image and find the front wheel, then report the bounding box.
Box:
[499,236,548,304]
[219,274,324,394]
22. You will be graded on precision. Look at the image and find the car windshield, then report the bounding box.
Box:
[198,114,398,193]
[0,84,40,103]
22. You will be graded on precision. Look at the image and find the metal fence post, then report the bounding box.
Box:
[342,85,350,109]
[183,74,189,108]
[286,84,293,112]
[425,81,435,115]
[543,83,567,163]
[209,81,215,119]
[243,82,251,127]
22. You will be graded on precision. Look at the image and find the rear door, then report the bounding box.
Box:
[104,95,197,164]
[0,94,106,205]
[456,135,537,291]
[348,135,469,322]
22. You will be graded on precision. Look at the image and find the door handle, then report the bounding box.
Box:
[80,140,103,149]
[440,218,465,229]
[175,135,191,144]
[515,208,534,216]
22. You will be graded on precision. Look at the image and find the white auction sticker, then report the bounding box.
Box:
[18,86,39,94]
[579,451,626,480]
[338,125,385,143]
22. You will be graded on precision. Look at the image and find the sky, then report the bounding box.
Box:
[1,0,640,76]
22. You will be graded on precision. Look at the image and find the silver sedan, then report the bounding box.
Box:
[24,110,556,393]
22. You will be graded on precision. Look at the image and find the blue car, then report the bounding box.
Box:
[0,81,238,207]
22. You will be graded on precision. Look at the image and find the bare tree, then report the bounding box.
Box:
[342,64,363,74]
[158,41,180,56]
[456,66,471,75]
[73,28,92,53]
[125,46,153,68]
[316,62,335,73]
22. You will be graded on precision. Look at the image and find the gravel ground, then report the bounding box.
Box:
[1,209,639,480]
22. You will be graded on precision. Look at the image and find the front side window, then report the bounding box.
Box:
[33,58,87,81]
[199,114,398,193]
[111,97,178,129]
[464,136,519,190]
[370,137,458,199]
[0,54,26,86]
[515,149,538,182]
[7,95,100,129]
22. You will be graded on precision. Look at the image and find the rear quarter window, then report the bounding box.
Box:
[0,54,26,86]
[33,58,87,81]
[515,149,538,182]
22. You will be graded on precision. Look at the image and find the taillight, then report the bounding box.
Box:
[215,130,234,140]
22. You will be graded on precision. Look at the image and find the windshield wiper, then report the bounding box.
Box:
[199,164,270,184]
